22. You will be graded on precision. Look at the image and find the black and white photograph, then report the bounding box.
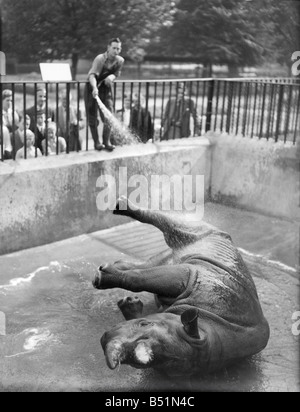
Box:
[0,0,299,395]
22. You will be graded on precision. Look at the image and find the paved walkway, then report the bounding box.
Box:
[0,203,299,392]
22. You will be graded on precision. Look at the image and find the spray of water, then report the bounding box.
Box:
[95,96,140,146]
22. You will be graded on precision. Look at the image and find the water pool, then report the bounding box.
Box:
[0,203,298,392]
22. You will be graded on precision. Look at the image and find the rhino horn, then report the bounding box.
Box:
[104,341,125,370]
[181,308,200,339]
[101,333,125,370]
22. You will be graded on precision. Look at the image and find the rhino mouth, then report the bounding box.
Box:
[103,339,155,370]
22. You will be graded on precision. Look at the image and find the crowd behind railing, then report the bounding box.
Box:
[0,78,299,161]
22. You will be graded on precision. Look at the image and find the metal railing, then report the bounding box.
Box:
[1,78,299,161]
[210,79,300,143]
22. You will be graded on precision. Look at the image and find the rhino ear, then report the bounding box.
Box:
[181,308,200,339]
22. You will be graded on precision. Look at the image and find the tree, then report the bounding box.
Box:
[1,0,173,79]
[2,0,106,78]
[253,0,300,72]
[148,0,264,76]
[147,0,300,75]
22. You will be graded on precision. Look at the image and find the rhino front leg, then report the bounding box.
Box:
[93,263,191,298]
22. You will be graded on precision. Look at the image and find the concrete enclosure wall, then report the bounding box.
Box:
[0,139,211,255]
[0,134,298,255]
[208,132,300,221]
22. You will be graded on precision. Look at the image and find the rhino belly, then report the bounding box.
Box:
[168,263,264,327]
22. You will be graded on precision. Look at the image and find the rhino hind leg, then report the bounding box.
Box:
[118,296,144,320]
[114,196,210,250]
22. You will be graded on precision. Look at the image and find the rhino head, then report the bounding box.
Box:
[101,309,209,376]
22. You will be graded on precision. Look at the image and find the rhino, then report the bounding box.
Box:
[93,196,270,377]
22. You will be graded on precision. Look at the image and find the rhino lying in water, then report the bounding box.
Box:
[93,197,270,377]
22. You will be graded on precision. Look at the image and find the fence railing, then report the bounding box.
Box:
[227,77,300,85]
[0,78,299,161]
[210,79,300,143]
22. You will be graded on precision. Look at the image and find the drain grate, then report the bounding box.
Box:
[92,222,169,262]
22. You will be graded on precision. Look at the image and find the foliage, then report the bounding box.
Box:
[1,0,173,78]
[255,0,300,66]
[1,0,299,77]
[147,0,300,71]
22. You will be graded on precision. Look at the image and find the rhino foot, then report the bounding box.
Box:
[92,267,102,289]
[118,296,144,320]
[92,263,121,290]
[114,196,137,216]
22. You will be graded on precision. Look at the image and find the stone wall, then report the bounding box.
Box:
[0,138,211,255]
[208,132,299,221]
[0,133,298,256]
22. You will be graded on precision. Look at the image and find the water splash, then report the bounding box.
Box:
[23,328,53,351]
[95,96,140,146]
[5,328,55,358]
[0,261,68,291]
[238,248,297,274]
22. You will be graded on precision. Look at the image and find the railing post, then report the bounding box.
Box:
[66,82,70,154]
[293,87,300,145]
[226,81,234,134]
[205,79,215,133]
[275,85,284,142]
[284,85,293,143]
[259,83,267,139]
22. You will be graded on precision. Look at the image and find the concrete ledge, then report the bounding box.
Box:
[208,132,300,221]
[0,138,211,255]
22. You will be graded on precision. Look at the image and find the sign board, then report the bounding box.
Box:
[40,63,72,82]
[0,51,6,76]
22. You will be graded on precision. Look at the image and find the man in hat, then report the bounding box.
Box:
[56,91,84,152]
[26,86,55,135]
[162,82,201,141]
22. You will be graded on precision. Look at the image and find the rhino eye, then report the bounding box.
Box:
[139,321,153,328]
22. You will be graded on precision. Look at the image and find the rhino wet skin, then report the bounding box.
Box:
[93,196,270,377]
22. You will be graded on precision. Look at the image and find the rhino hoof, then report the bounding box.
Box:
[92,268,102,289]
[114,196,128,215]
[118,296,144,320]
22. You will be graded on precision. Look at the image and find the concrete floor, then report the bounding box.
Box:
[0,203,299,392]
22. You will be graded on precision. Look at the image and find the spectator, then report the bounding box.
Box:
[2,89,20,159]
[42,122,66,155]
[16,130,42,160]
[116,94,132,127]
[84,38,124,151]
[117,93,154,143]
[0,125,13,160]
[35,111,46,155]
[2,89,20,134]
[162,82,201,140]
[56,91,84,152]
[13,114,31,156]
[27,86,55,133]
[130,93,154,143]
